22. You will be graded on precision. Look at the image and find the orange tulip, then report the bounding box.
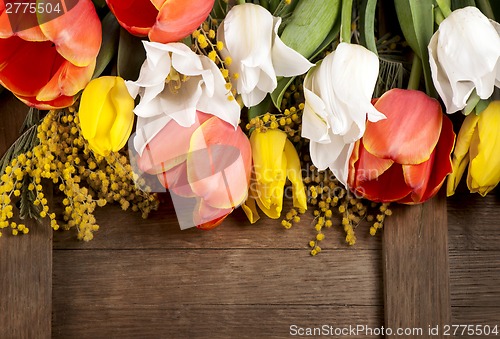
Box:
[105,0,214,43]
[0,0,101,109]
[136,111,252,230]
[348,89,455,204]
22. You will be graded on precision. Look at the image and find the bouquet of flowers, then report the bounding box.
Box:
[0,0,498,255]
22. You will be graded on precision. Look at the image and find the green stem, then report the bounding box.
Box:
[340,0,353,43]
[361,0,378,55]
[477,0,496,20]
[434,7,445,25]
[236,0,245,4]
[408,54,422,90]
[435,0,452,18]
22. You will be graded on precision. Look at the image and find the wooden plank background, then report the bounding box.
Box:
[0,93,53,339]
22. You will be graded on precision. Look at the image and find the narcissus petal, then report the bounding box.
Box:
[365,89,443,165]
[150,0,214,43]
[39,0,101,67]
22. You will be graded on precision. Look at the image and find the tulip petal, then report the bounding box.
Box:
[355,140,394,183]
[309,132,344,171]
[242,195,260,224]
[255,152,287,219]
[428,7,500,113]
[352,163,412,203]
[15,92,74,109]
[271,17,313,77]
[0,2,46,41]
[401,115,455,203]
[39,0,101,67]
[36,59,95,102]
[79,76,117,140]
[0,37,64,97]
[136,112,211,174]
[365,89,443,165]
[106,0,158,36]
[150,0,214,43]
[157,162,196,198]
[187,117,251,209]
[446,112,480,196]
[195,199,232,230]
[468,101,500,196]
[109,77,135,152]
[284,139,307,211]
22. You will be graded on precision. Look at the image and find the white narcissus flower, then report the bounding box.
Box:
[217,3,313,107]
[301,42,385,187]
[126,41,240,154]
[428,6,500,113]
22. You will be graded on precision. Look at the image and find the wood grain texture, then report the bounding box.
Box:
[52,200,382,251]
[52,249,384,338]
[52,305,383,339]
[0,93,52,339]
[383,191,451,338]
[447,189,500,251]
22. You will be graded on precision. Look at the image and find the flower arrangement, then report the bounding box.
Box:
[0,0,498,255]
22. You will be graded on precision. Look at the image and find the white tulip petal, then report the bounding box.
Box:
[429,6,500,113]
[328,142,355,188]
[219,3,312,107]
[134,114,172,155]
[271,17,314,77]
[301,43,380,188]
[309,132,345,170]
[223,4,273,68]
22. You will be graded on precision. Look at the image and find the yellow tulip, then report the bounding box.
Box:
[79,76,135,156]
[243,129,307,223]
[447,101,500,196]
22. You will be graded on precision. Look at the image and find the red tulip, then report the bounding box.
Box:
[105,0,215,43]
[348,89,455,204]
[136,111,252,230]
[0,0,101,109]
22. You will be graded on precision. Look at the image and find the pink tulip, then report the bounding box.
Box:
[137,111,252,229]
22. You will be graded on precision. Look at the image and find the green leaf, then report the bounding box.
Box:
[117,28,146,81]
[19,178,42,223]
[451,0,476,10]
[0,125,38,177]
[92,0,107,8]
[394,0,436,97]
[463,89,480,115]
[359,0,378,55]
[475,99,490,115]
[92,12,120,79]
[280,0,340,59]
